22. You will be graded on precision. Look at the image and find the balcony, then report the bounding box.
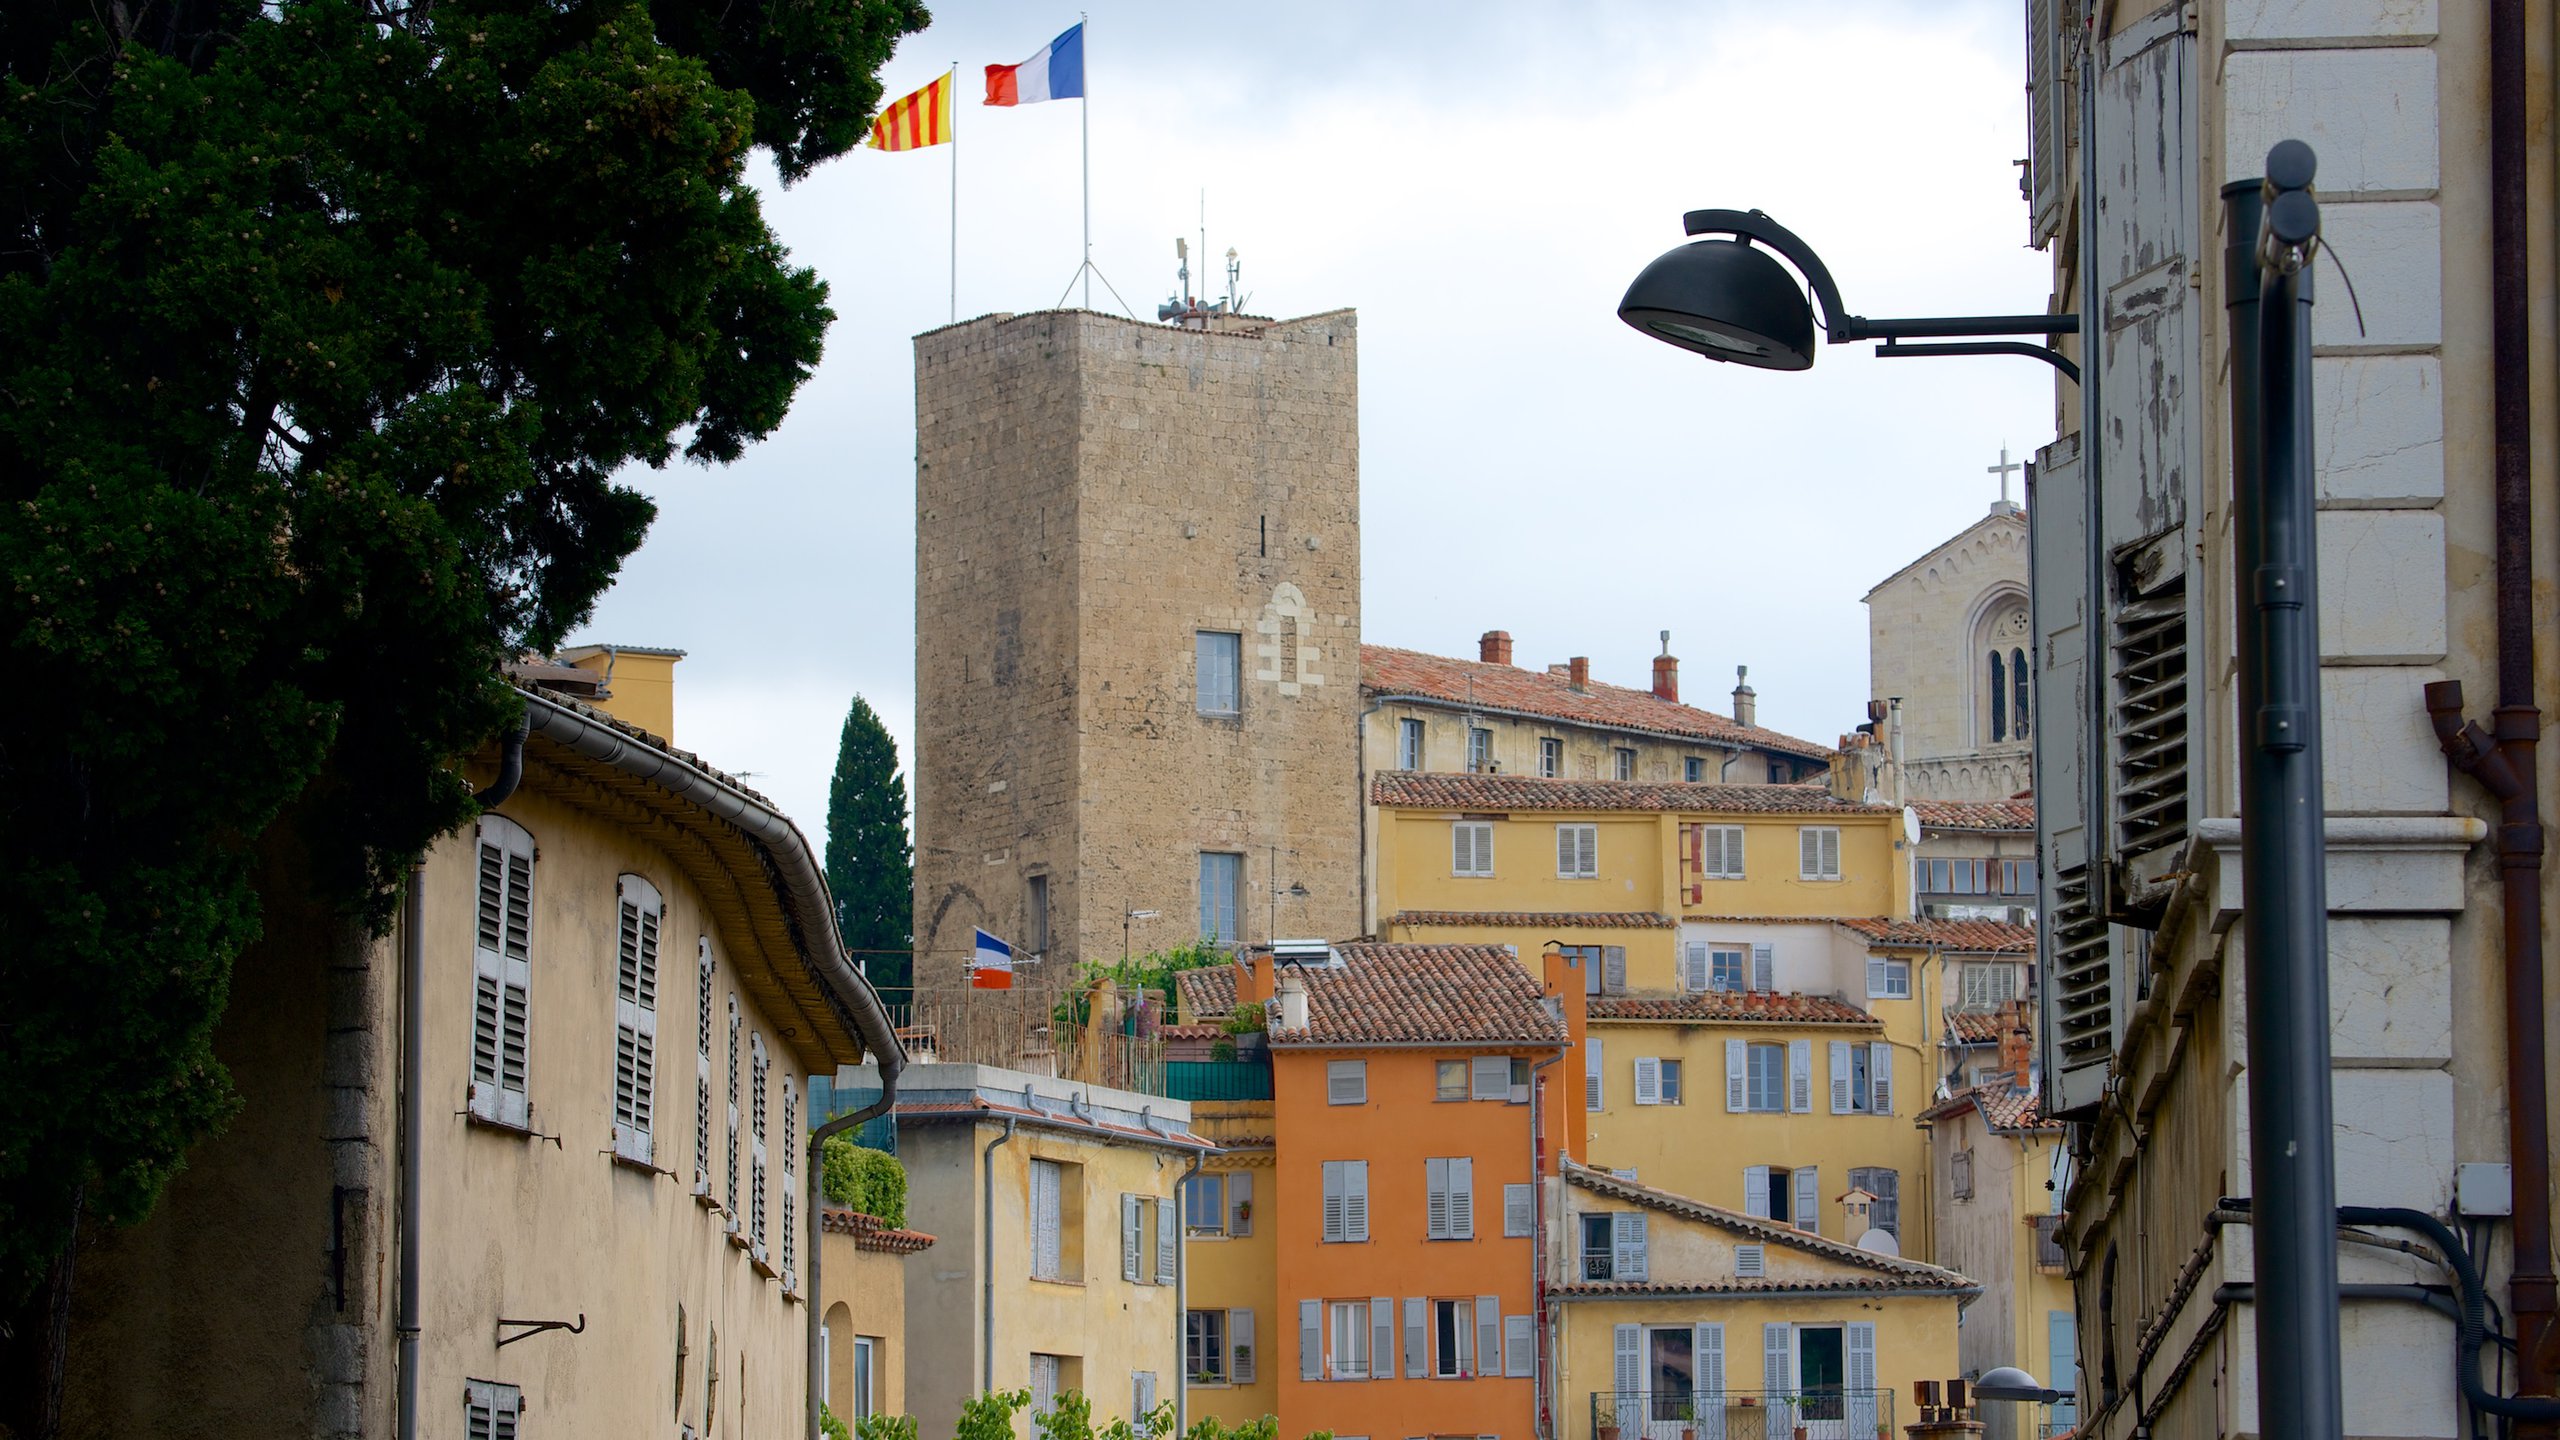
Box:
[1590,1390,1894,1440]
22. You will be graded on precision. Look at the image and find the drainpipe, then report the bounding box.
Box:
[1529,1049,1565,1439]
[2424,2,2556,1414]
[1356,696,1383,935]
[806,1068,902,1440]
[982,1117,1020,1393]
[1173,1147,1207,1431]
[396,860,428,1440]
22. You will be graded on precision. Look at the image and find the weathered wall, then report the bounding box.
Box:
[820,1228,913,1422]
[1865,510,2032,803]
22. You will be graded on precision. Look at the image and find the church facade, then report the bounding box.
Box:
[1863,501,2032,805]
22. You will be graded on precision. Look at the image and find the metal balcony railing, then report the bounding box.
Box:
[1589,1389,1894,1440]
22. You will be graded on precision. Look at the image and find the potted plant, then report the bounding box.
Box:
[1674,1399,1696,1439]
[1233,1342,1252,1369]
[1233,1199,1253,1223]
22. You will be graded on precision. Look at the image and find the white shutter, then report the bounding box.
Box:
[1683,943,1709,993]
[1794,1168,1820,1235]
[1870,1042,1894,1116]
[1557,825,1575,875]
[1614,1323,1642,1400]
[693,940,714,1192]
[470,817,535,1128]
[1505,1314,1534,1378]
[1231,1308,1256,1383]
[1751,944,1774,993]
[1744,1166,1772,1219]
[1504,1182,1534,1237]
[1427,1157,1452,1239]
[1450,1157,1475,1238]
[749,1033,769,1257]
[1613,1212,1648,1282]
[1821,829,1841,879]
[1157,1193,1178,1284]
[1345,1160,1369,1241]
[1371,1297,1395,1382]
[1328,1060,1367,1105]
[1764,1322,1795,1399]
[1799,827,1821,878]
[724,996,741,1217]
[1579,825,1599,876]
[613,875,662,1166]
[1300,1299,1322,1381]
[1726,1040,1747,1112]
[1229,1171,1253,1237]
[1697,1324,1726,1440]
[780,1083,798,1284]
[1867,956,1887,998]
[1323,1161,1346,1242]
[1588,1037,1605,1112]
[1848,1321,1877,1395]
[1405,1296,1428,1378]
[1603,946,1627,993]
[1476,1296,1500,1379]
[1788,1039,1812,1114]
[1633,1056,1661,1106]
[1473,1055,1509,1100]
[1032,1159,1063,1279]
[1829,1042,1853,1114]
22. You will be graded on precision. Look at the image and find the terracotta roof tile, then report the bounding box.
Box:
[1554,1278,1962,1298]
[1563,1162,1976,1289]
[1834,917,2036,954]
[1265,942,1567,1048]
[1177,965,1239,1019]
[1389,910,1675,930]
[894,1097,1216,1152]
[1910,797,2037,832]
[1371,772,1899,815]
[1588,991,1880,1027]
[1916,1079,2058,1134]
[819,1206,938,1253]
[1362,645,1836,761]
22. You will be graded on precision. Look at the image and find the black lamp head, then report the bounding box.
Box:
[1618,236,1818,370]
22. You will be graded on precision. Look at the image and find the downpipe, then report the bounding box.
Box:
[982,1117,1019,1394]
[1173,1150,1206,1432]
[807,1067,901,1440]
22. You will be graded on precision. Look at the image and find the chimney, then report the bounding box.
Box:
[1732,665,1757,727]
[1568,656,1590,692]
[1479,630,1514,666]
[2000,999,2034,1085]
[1653,630,1679,702]
[1273,967,1310,1034]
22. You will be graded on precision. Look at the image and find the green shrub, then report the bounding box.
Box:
[955,1389,1031,1440]
[821,1138,908,1228]
[855,1413,920,1440]
[821,1402,852,1440]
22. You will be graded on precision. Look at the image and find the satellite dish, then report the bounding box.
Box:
[1856,1227,1901,1257]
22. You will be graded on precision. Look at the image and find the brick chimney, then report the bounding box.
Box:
[1568,656,1590,692]
[1732,665,1757,727]
[2000,998,2034,1084]
[1480,630,1513,665]
[1653,630,1679,702]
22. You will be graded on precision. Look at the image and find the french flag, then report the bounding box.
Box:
[985,23,1084,106]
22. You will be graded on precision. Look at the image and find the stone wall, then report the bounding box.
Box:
[1866,510,2032,804]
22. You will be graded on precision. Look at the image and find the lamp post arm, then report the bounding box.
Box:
[1683,207,1853,337]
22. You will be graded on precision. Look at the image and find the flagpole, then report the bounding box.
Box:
[1080,11,1090,310]
[949,63,958,323]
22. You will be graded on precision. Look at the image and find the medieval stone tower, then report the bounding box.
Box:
[911,308,1363,1010]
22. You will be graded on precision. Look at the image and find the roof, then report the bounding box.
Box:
[1388,910,1675,931]
[1834,917,2037,954]
[1910,797,2036,832]
[894,1097,1216,1153]
[1860,506,2026,601]
[1563,1162,1977,1290]
[1176,965,1238,1019]
[1361,644,1835,761]
[1917,1079,2059,1135]
[819,1206,938,1254]
[1945,1010,2013,1044]
[1183,945,1569,1048]
[1371,772,1899,816]
[1588,991,1880,1028]
[1552,1277,1976,1298]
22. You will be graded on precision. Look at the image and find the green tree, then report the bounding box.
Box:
[820,1136,908,1227]
[0,0,927,1320]
[825,691,913,994]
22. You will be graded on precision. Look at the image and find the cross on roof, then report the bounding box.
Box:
[1988,444,2023,506]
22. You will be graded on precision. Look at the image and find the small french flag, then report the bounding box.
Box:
[970,928,1015,990]
[985,23,1084,106]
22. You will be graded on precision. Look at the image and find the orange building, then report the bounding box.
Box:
[1184,941,1587,1440]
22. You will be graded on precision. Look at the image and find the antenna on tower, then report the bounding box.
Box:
[1226,247,1244,313]
[1174,237,1190,306]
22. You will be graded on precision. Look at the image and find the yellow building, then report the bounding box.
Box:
[1549,1161,1974,1440]
[843,1063,1215,1437]
[821,1207,936,1425]
[1176,1085,1280,1428]
[63,667,903,1438]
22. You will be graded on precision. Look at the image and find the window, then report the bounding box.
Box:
[1632,1056,1681,1106]
[1769,761,1786,783]
[2035,1215,2069,1271]
[1849,1166,1900,1240]
[1435,1059,1468,1101]
[1926,858,1996,895]
[469,814,536,1129]
[1990,648,2009,742]
[1467,726,1493,772]
[1186,1310,1229,1383]
[1196,631,1241,714]
[1198,851,1242,945]
[1025,874,1050,958]
[1122,1193,1175,1284]
[1184,1171,1242,1236]
[1580,1213,1614,1279]
[1131,1371,1157,1421]
[1951,1147,1976,1201]
[852,1336,877,1419]
[1743,1165,1818,1231]
[1711,946,1747,993]
[1685,755,1706,783]
[2002,858,2037,895]
[1538,737,1563,777]
[1452,821,1493,877]
[1585,1035,1604,1111]
[1659,1058,1683,1104]
[1580,1211,1649,1281]
[1730,1041,1785,1112]
[1328,1300,1372,1379]
[1867,956,1913,1000]
[1425,1157,1475,1239]
[1430,1298,1478,1377]
[1556,824,1598,878]
[1321,1160,1369,1242]
[1614,747,1636,780]
[1030,1158,1067,1280]
[1399,717,1425,770]
[612,875,663,1165]
[464,1379,523,1440]
[1698,824,1745,879]
[1798,825,1842,880]
[1326,1059,1367,1105]
[1472,1055,1510,1100]
[694,941,715,1193]
[1029,1353,1063,1418]
[1962,961,2022,1011]
[1830,1040,1893,1115]
[1503,1183,1534,1238]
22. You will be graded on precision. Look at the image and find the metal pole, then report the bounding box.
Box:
[2234,139,2344,1440]
[1080,12,1091,310]
[949,63,958,324]
[397,861,426,1440]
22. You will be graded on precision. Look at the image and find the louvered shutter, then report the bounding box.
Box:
[1587,1037,1605,1112]
[1300,1300,1322,1381]
[780,1081,798,1285]
[1829,1043,1853,1114]
[1345,1161,1369,1241]
[1228,1172,1253,1237]
[1847,1322,1878,1427]
[1371,1297,1394,1382]
[469,817,535,1128]
[1506,1314,1534,1378]
[1794,1167,1820,1235]
[1473,1055,1509,1100]
[1725,1040,1747,1112]
[1613,1212,1648,1282]
[1867,956,1887,998]
[1323,1162,1346,1242]
[693,941,714,1193]
[1231,1309,1256,1383]
[1558,825,1576,875]
[1869,1042,1893,1116]
[1799,827,1822,879]
[613,875,662,1165]
[1405,1296,1427,1378]
[1788,1039,1812,1114]
[1743,1166,1772,1219]
[1633,1056,1660,1106]
[1450,1157,1475,1238]
[749,1033,769,1258]
[1683,943,1709,993]
[1476,1296,1500,1379]
[1696,1324,1727,1440]
[1614,1323,1642,1404]
[1736,1244,1765,1277]
[1504,1183,1534,1237]
[1157,1194,1178,1284]
[1681,823,1703,904]
[1751,944,1774,992]
[1821,828,1841,879]
[1427,1157,1452,1239]
[2025,0,2076,245]
[465,1381,494,1440]
[1604,947,1627,994]
[1032,1160,1062,1279]
[1579,826,1598,877]
[1764,1323,1795,1405]
[724,996,741,1219]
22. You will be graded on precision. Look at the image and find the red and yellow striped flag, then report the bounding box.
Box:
[866,72,953,151]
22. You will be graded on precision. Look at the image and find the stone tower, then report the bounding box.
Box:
[1862,502,2033,802]
[912,308,1363,1010]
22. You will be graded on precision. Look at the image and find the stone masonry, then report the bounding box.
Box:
[912,309,1363,1014]
[1865,506,2033,802]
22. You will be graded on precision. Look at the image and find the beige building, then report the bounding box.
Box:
[1865,508,2033,806]
[2015,4,2557,1437]
[851,1063,1212,1436]
[910,308,1364,1016]
[820,1207,936,1425]
[1907,798,2037,927]
[63,663,902,1438]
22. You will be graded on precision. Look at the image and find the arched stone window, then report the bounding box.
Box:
[1989,651,2008,743]
[1970,589,2033,747]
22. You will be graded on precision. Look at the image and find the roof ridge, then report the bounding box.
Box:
[1562,1160,1972,1283]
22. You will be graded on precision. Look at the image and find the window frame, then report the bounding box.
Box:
[1186,1308,1230,1384]
[1798,825,1843,881]
[1195,630,1242,716]
[1398,717,1425,771]
[1025,873,1050,959]
[1435,1059,1469,1102]
[1684,755,1707,783]
[1556,823,1599,879]
[1184,1172,1228,1236]
[1328,1299,1372,1379]
[1537,736,1563,777]
[1429,1297,1477,1379]
[1699,823,1746,879]
[1869,957,1913,1000]
[1452,821,1494,878]
[1197,851,1244,947]
[1744,1042,1784,1113]
[1467,726,1493,772]
[1614,747,1637,781]
[1710,946,1748,993]
[1326,1059,1367,1106]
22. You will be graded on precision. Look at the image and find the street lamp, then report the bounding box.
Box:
[1617,209,2082,380]
[1123,907,1160,968]
[1971,1367,2071,1407]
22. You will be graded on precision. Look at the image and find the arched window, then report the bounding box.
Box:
[1989,650,2008,743]
[2012,646,2031,734]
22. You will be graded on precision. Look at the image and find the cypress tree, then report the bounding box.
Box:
[825,693,913,995]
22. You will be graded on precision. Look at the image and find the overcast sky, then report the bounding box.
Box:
[570,0,2060,836]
